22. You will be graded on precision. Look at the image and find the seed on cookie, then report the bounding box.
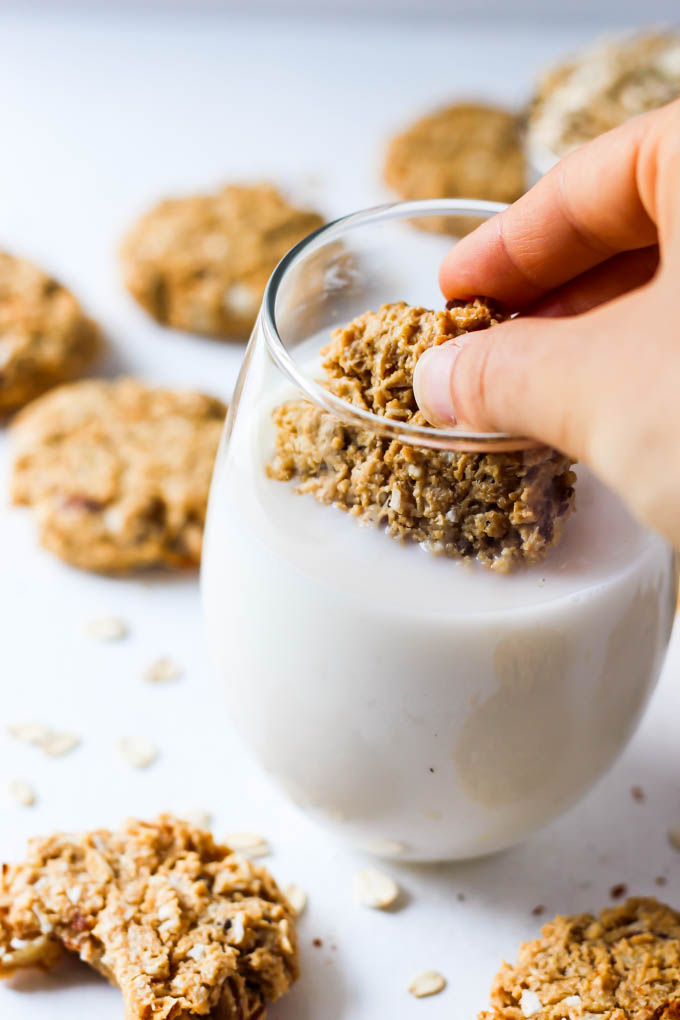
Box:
[0,252,100,414]
[224,831,270,857]
[84,615,129,641]
[120,183,324,340]
[408,970,447,998]
[8,779,36,806]
[353,867,400,909]
[284,884,307,917]
[10,378,226,573]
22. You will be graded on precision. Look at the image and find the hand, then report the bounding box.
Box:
[413,99,680,547]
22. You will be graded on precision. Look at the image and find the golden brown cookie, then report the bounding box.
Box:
[383,103,526,234]
[121,183,325,339]
[267,301,575,572]
[11,378,226,572]
[0,815,299,1020]
[0,252,100,415]
[480,897,680,1020]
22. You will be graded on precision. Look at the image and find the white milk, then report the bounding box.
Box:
[202,375,676,861]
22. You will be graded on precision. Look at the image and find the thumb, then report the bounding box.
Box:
[413,310,611,461]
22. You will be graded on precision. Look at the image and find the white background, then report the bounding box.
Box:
[1,8,680,1020]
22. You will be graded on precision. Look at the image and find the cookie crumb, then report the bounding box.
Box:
[284,884,307,917]
[408,970,446,998]
[117,736,158,769]
[655,875,667,887]
[353,867,400,910]
[531,904,546,917]
[630,785,645,802]
[8,779,36,806]
[668,825,680,851]
[457,893,466,902]
[609,883,627,900]
[84,615,128,641]
[142,656,182,684]
[312,937,323,948]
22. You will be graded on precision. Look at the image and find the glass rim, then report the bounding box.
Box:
[261,198,540,453]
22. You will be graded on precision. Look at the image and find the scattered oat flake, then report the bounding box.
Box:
[9,723,80,757]
[42,731,80,757]
[408,970,446,998]
[520,989,542,1017]
[84,615,129,641]
[9,722,51,745]
[610,883,627,899]
[224,832,269,856]
[284,884,307,917]
[8,780,36,806]
[668,825,680,851]
[354,867,400,909]
[117,737,157,769]
[142,656,182,683]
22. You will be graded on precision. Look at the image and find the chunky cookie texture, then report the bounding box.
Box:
[268,302,575,572]
[0,815,298,1020]
[121,183,324,339]
[11,378,226,572]
[0,252,100,414]
[383,104,526,235]
[480,898,680,1020]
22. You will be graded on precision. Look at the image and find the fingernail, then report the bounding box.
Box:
[413,341,462,426]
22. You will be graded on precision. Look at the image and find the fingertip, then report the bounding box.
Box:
[413,342,461,427]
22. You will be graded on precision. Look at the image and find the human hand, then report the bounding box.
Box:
[413,100,680,546]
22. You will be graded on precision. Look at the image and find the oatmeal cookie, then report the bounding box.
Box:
[11,378,226,571]
[0,815,298,1019]
[480,897,680,1020]
[383,103,526,234]
[0,252,100,415]
[267,301,575,572]
[528,32,680,159]
[121,183,325,339]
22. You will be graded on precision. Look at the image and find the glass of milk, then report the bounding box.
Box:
[202,199,677,862]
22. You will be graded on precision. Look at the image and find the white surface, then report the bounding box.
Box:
[0,10,679,1019]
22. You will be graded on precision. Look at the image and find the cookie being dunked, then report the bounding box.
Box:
[268,301,575,572]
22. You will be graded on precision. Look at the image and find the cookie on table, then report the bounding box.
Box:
[480,897,680,1020]
[0,252,100,415]
[0,815,299,1020]
[121,183,325,340]
[383,103,526,235]
[11,378,226,572]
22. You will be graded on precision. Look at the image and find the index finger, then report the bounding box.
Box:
[438,103,669,307]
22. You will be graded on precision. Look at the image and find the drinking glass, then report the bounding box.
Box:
[202,199,676,862]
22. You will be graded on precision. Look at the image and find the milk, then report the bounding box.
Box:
[202,373,676,861]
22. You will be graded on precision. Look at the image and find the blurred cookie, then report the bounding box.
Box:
[11,378,226,572]
[479,897,680,1020]
[121,183,325,339]
[383,103,526,234]
[528,31,680,160]
[0,253,99,415]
